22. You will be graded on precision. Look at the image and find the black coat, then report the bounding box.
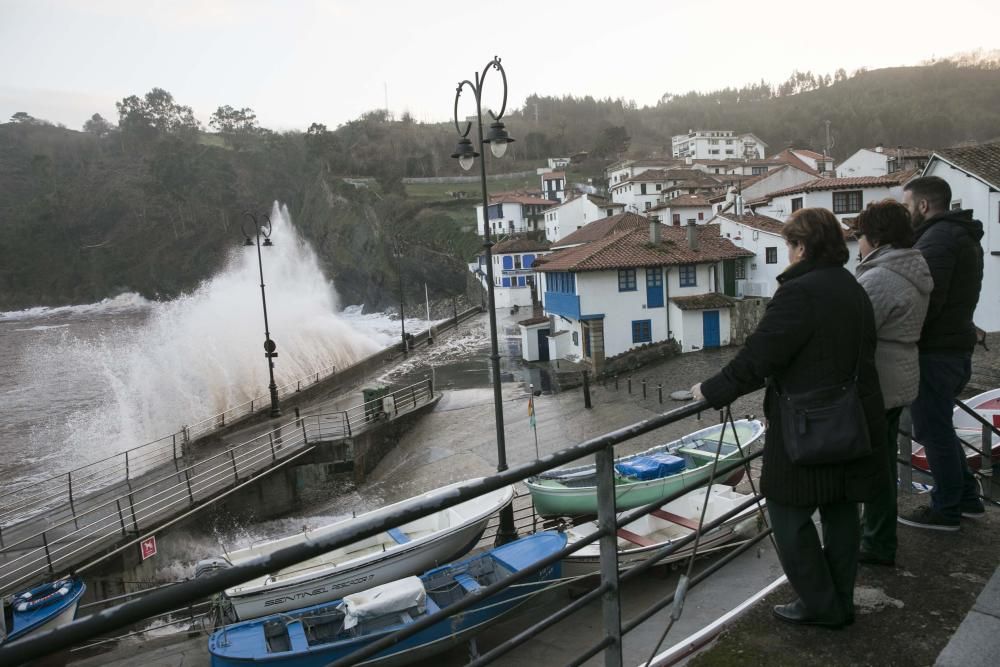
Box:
[701,259,887,507]
[913,209,984,354]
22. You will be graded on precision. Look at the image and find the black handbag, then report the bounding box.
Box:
[777,294,872,466]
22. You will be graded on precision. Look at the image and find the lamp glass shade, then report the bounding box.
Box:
[458,155,475,171]
[490,140,508,158]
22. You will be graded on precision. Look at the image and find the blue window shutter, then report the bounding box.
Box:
[502,256,513,270]
[502,277,511,287]
[524,254,535,268]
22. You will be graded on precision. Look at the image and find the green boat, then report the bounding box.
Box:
[525,420,765,517]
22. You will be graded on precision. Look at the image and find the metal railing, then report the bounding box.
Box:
[0,379,436,595]
[0,362,344,529]
[0,399,771,666]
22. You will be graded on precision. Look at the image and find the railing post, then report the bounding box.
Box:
[595,444,623,667]
[301,418,309,444]
[583,370,592,409]
[125,450,130,482]
[658,383,663,404]
[67,472,78,530]
[345,412,352,437]
[251,399,255,413]
[642,379,647,400]
[172,433,178,460]
[269,433,277,461]
[982,422,994,500]
[295,407,301,428]
[183,470,194,503]
[411,386,417,409]
[116,499,127,535]
[229,449,239,483]
[41,532,54,573]
[427,374,434,397]
[127,493,139,532]
[898,407,913,494]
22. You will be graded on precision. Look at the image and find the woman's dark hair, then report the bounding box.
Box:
[782,207,849,265]
[856,199,914,248]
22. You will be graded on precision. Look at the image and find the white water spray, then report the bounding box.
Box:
[12,203,382,469]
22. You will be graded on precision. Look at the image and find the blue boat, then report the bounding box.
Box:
[208,532,566,666]
[1,576,86,644]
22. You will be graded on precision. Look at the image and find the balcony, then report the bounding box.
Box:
[544,291,581,320]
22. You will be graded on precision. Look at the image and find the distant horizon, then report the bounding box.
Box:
[3,55,994,135]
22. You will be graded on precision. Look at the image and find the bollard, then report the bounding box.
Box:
[582,370,592,409]
[658,383,663,404]
[295,406,301,428]
[614,375,619,391]
[642,379,647,400]
[628,377,632,394]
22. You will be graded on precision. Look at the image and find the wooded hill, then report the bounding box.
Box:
[2,61,999,312]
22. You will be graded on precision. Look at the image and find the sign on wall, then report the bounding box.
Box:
[140,536,157,561]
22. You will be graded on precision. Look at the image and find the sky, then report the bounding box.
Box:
[2,0,999,132]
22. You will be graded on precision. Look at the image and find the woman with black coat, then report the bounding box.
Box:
[692,207,887,628]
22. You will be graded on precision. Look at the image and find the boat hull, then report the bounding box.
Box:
[3,577,85,644]
[526,420,763,517]
[912,388,1000,473]
[209,532,566,667]
[228,519,488,620]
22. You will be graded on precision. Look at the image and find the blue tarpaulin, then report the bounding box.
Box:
[615,453,686,480]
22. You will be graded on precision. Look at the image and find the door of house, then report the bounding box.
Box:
[583,324,592,358]
[537,329,550,361]
[702,310,721,348]
[722,260,736,296]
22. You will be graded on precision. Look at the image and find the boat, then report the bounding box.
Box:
[1,576,86,645]
[525,419,764,517]
[207,531,566,666]
[202,481,515,620]
[912,388,1000,473]
[561,485,764,578]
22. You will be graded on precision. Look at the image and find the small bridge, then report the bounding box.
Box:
[0,379,436,597]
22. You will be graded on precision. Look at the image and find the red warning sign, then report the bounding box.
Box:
[140,536,157,560]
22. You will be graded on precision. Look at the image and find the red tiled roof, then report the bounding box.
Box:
[671,293,737,310]
[487,194,558,206]
[611,168,720,189]
[553,211,650,247]
[542,171,566,180]
[492,238,551,254]
[539,225,753,272]
[661,194,713,207]
[771,149,821,176]
[934,141,1000,191]
[717,212,785,236]
[792,148,833,161]
[868,146,933,159]
[762,170,918,199]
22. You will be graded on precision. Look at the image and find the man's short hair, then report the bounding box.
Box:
[904,176,952,212]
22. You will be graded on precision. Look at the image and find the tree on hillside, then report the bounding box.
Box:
[116,88,200,142]
[209,105,264,149]
[10,111,48,125]
[592,125,630,159]
[83,113,115,137]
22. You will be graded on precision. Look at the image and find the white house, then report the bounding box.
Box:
[671,130,767,160]
[475,194,557,237]
[548,157,571,169]
[650,194,714,227]
[544,194,624,243]
[786,148,835,175]
[920,143,1000,332]
[541,171,567,203]
[551,211,650,250]
[753,171,916,225]
[531,222,753,366]
[484,237,551,309]
[605,158,681,188]
[837,145,932,178]
[713,213,788,298]
[609,169,722,212]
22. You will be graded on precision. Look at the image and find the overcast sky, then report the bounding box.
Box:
[2,0,998,132]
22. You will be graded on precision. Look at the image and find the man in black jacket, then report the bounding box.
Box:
[898,176,985,531]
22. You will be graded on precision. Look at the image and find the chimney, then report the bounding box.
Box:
[735,194,745,217]
[685,156,693,165]
[650,220,661,244]
[687,221,699,251]
[875,143,884,154]
[725,186,737,204]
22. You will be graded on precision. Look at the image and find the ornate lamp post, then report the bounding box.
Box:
[241,212,281,418]
[451,56,517,545]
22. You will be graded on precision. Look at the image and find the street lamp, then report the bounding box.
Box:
[392,237,408,354]
[451,55,517,545]
[241,212,281,418]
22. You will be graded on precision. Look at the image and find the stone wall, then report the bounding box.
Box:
[598,338,682,378]
[730,297,769,346]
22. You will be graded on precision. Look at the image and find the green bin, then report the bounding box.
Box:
[362,386,389,421]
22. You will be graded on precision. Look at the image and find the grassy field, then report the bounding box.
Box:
[404,172,541,202]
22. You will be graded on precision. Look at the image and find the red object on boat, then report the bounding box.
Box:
[911,389,1000,472]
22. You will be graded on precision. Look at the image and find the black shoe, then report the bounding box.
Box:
[772,600,847,628]
[960,502,986,519]
[897,506,960,532]
[858,551,894,567]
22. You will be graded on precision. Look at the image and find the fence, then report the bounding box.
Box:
[0,399,774,666]
[0,379,435,596]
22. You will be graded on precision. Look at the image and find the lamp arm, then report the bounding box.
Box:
[452,80,477,138]
[240,211,258,240]
[480,56,508,121]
